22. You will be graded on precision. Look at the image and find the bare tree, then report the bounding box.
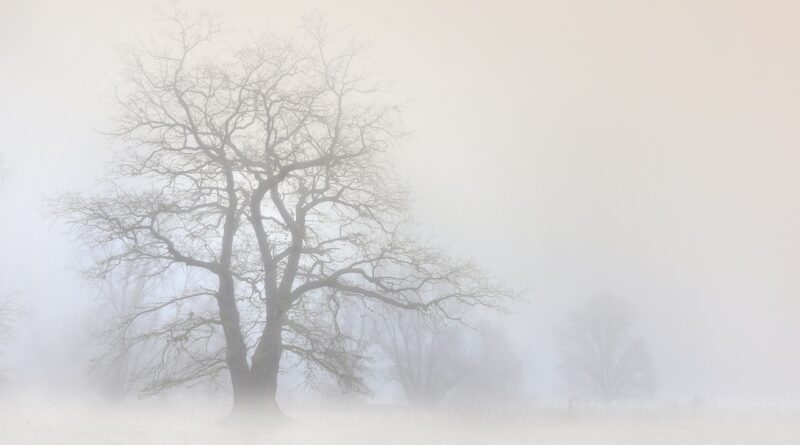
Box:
[376,314,523,408]
[0,154,8,184]
[0,290,24,349]
[55,9,509,417]
[375,311,472,406]
[0,155,26,376]
[86,262,175,400]
[555,296,655,403]
[0,291,27,383]
[447,323,524,410]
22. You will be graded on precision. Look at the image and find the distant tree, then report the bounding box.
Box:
[0,155,7,183]
[555,296,655,403]
[87,262,176,400]
[448,323,524,409]
[0,291,24,350]
[375,313,522,408]
[0,156,26,374]
[375,311,471,406]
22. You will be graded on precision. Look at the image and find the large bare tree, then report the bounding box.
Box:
[56,10,509,416]
[555,296,655,403]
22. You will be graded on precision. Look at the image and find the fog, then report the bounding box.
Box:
[1,0,800,443]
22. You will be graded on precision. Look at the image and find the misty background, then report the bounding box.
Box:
[1,0,800,408]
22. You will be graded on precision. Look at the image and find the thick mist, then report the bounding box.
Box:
[1,0,800,443]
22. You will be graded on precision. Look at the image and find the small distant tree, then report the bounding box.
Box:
[87,262,166,400]
[375,311,471,406]
[0,155,7,183]
[555,296,655,403]
[0,156,26,375]
[375,313,522,408]
[448,323,523,409]
[0,290,24,348]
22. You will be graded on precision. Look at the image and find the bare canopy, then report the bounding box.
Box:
[55,9,510,416]
[555,296,655,403]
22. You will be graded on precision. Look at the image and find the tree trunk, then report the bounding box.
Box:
[248,307,284,415]
[216,162,260,416]
[244,182,287,417]
[215,272,253,413]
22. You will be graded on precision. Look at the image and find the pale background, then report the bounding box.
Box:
[1,0,800,405]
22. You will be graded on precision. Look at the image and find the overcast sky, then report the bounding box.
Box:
[2,0,800,404]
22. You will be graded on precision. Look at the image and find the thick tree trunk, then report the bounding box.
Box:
[248,307,284,415]
[242,179,289,417]
[216,162,261,416]
[215,272,253,411]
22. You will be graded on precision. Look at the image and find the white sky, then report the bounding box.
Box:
[2,0,800,403]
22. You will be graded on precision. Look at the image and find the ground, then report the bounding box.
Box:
[1,399,799,444]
